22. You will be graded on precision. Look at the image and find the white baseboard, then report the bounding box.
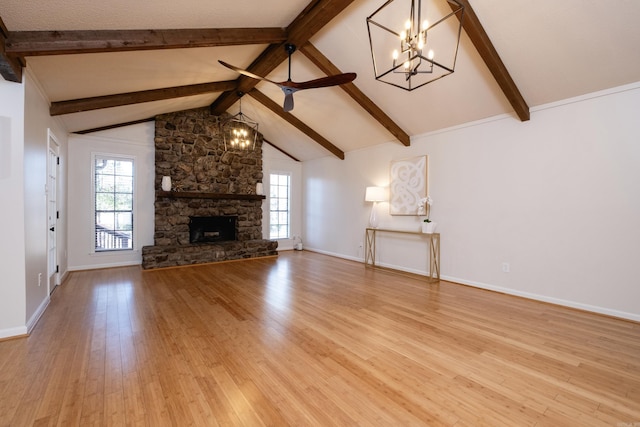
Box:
[0,326,28,340]
[443,275,640,323]
[0,296,50,340]
[304,247,640,323]
[304,247,362,263]
[26,296,50,334]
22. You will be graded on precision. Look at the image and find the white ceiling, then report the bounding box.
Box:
[2,0,640,161]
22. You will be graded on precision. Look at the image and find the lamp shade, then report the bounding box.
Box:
[365,186,385,202]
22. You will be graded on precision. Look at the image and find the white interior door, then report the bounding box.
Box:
[47,132,59,294]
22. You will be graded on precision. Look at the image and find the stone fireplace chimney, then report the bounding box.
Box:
[141,107,277,269]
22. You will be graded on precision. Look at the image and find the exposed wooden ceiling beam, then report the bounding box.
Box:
[249,89,345,160]
[50,80,237,116]
[452,0,530,121]
[299,43,411,147]
[0,17,23,82]
[230,43,289,100]
[211,0,357,115]
[4,28,287,56]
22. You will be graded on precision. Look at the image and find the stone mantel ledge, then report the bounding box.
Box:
[156,191,265,200]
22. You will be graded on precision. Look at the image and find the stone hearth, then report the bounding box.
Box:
[141,107,277,269]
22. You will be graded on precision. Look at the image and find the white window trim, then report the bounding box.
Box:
[269,171,292,240]
[90,152,138,254]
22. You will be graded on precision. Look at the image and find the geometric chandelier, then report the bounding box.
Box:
[367,0,464,91]
[222,92,258,151]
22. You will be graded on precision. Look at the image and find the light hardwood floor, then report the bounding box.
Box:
[1,251,639,426]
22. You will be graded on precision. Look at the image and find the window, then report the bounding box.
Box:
[93,155,134,251]
[269,173,290,239]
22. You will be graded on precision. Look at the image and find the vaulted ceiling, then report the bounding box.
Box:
[2,0,640,161]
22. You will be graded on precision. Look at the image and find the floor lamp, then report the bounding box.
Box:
[365,186,385,228]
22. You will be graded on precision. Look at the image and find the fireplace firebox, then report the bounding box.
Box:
[189,216,237,243]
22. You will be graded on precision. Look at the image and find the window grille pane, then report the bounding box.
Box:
[116,212,133,229]
[96,175,115,192]
[115,160,133,176]
[96,194,115,210]
[115,193,133,210]
[96,212,115,228]
[116,176,133,192]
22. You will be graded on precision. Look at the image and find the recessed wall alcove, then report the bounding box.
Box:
[141,107,277,269]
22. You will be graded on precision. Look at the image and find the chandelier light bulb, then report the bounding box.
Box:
[400,30,406,40]
[392,50,399,60]
[422,20,429,31]
[404,61,410,70]
[428,49,434,60]
[418,39,424,50]
[405,19,411,30]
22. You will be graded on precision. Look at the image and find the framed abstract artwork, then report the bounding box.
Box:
[389,155,428,215]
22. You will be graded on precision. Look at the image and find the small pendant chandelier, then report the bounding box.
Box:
[367,0,464,91]
[223,92,258,151]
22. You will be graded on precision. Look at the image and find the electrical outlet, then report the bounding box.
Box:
[38,273,42,286]
[501,262,510,273]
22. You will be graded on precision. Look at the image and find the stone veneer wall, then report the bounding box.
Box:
[142,107,277,269]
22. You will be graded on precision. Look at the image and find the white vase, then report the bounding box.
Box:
[161,176,172,191]
[369,202,379,228]
[256,182,264,195]
[422,222,437,233]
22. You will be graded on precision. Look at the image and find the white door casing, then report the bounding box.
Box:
[47,130,59,293]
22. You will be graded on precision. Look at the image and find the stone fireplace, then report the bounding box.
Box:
[141,107,277,269]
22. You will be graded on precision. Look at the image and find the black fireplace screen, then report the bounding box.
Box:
[189,216,237,243]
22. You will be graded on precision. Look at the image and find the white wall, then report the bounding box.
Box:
[0,77,27,339]
[0,70,70,339]
[263,144,303,250]
[23,70,69,331]
[67,123,155,270]
[303,82,640,321]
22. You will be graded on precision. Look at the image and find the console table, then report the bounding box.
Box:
[365,228,440,282]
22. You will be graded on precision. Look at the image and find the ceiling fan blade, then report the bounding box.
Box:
[283,92,294,112]
[218,60,279,86]
[221,45,356,113]
[288,73,357,90]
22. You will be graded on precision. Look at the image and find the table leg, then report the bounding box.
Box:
[428,233,440,282]
[365,229,376,266]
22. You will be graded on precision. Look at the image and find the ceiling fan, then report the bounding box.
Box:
[219,43,357,112]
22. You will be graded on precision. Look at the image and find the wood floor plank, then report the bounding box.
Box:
[1,251,639,426]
